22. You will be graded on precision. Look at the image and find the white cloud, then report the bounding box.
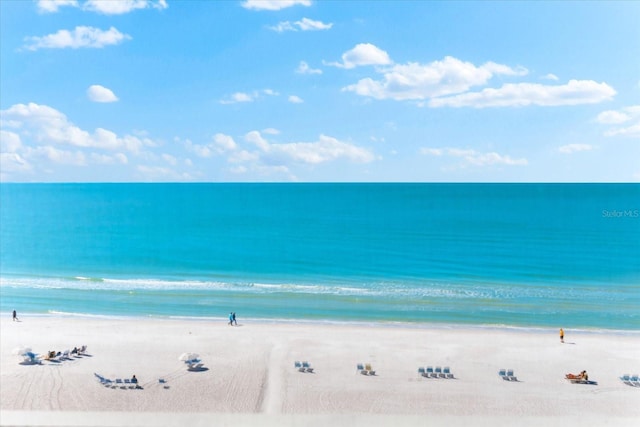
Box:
[296,61,322,75]
[91,152,128,164]
[213,133,237,152]
[269,17,332,32]
[242,0,311,11]
[421,147,527,167]
[262,128,280,135]
[558,143,594,154]
[184,134,238,158]
[136,165,192,181]
[255,133,375,165]
[37,0,78,13]
[82,0,168,15]
[0,103,154,153]
[31,145,87,165]
[542,73,559,81]
[597,110,630,124]
[220,92,254,104]
[597,105,640,138]
[327,43,392,69]
[23,26,131,50]
[604,123,640,138]
[343,56,526,100]
[87,85,119,103]
[429,80,616,108]
[288,95,304,103]
[0,130,22,153]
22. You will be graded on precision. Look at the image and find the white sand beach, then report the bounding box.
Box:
[1,316,639,426]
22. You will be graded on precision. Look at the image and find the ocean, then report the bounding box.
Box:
[1,183,638,330]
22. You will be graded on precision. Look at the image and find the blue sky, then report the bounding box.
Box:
[1,0,638,182]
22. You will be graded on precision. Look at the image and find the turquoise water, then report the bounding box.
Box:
[1,183,638,330]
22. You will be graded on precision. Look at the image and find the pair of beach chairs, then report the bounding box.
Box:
[498,369,518,381]
[184,358,204,371]
[294,361,314,373]
[418,366,454,379]
[357,363,376,376]
[619,374,640,387]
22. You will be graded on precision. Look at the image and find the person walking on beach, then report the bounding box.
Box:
[12,310,17,321]
[229,312,233,326]
[560,328,564,343]
[232,312,237,326]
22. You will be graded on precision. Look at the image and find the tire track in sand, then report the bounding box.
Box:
[258,344,286,414]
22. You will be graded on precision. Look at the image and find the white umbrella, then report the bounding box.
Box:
[178,352,199,362]
[12,346,32,356]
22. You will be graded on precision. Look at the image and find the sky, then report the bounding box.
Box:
[0,0,639,182]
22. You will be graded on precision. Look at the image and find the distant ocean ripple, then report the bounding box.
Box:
[1,183,638,330]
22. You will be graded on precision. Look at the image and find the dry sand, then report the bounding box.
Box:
[1,316,639,426]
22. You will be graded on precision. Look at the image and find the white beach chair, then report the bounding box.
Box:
[418,367,426,377]
[506,369,518,381]
[435,366,444,378]
[302,361,314,373]
[295,361,305,372]
[426,366,435,378]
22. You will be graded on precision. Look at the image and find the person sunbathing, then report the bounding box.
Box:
[565,370,587,380]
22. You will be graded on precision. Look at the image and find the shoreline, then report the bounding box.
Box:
[2,316,639,426]
[3,311,640,335]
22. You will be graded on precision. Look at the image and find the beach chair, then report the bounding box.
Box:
[159,378,169,389]
[61,350,70,360]
[418,367,426,377]
[302,361,314,373]
[506,369,518,381]
[115,379,125,388]
[498,369,508,380]
[365,363,375,376]
[620,374,632,386]
[426,366,434,378]
[443,366,454,379]
[188,363,204,371]
[294,361,305,372]
[78,345,87,355]
[630,375,639,386]
[21,352,41,365]
[435,366,444,378]
[357,363,365,374]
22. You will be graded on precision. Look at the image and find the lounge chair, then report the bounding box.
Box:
[506,369,518,381]
[435,366,444,378]
[302,361,314,373]
[365,363,375,376]
[630,375,639,386]
[294,361,305,372]
[115,379,125,388]
[443,366,454,379]
[188,362,204,371]
[159,378,169,389]
[498,369,508,380]
[426,366,434,378]
[418,367,426,377]
[357,363,364,373]
[620,374,632,386]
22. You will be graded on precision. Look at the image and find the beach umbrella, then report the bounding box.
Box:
[178,352,199,362]
[12,346,32,356]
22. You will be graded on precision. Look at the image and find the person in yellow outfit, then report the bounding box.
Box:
[560,328,564,343]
